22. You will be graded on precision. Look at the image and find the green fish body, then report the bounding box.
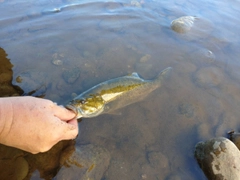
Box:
[66,67,172,118]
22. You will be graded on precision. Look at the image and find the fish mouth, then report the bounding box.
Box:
[65,104,83,119]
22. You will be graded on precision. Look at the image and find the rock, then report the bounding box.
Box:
[171,16,213,40]
[25,141,73,179]
[171,16,196,34]
[228,131,240,150]
[12,70,47,96]
[140,54,151,63]
[194,137,240,180]
[130,0,142,8]
[51,53,64,66]
[193,66,224,88]
[178,103,194,118]
[52,59,63,66]
[56,144,110,180]
[147,151,169,169]
[62,67,80,84]
[187,48,216,67]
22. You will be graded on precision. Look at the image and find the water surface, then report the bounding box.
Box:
[1,0,240,179]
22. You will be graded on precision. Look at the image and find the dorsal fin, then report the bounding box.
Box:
[130,72,140,78]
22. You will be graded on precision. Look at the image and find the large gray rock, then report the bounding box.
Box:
[194,137,240,180]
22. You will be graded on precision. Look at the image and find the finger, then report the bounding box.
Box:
[53,105,77,120]
[61,121,79,140]
[67,118,78,127]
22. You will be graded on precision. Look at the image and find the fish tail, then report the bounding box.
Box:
[155,67,172,83]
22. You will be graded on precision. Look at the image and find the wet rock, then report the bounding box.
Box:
[25,141,73,179]
[171,16,196,34]
[147,151,169,169]
[193,66,224,88]
[140,54,151,63]
[51,53,64,66]
[56,144,110,180]
[194,137,240,180]
[187,48,216,66]
[52,59,63,66]
[12,70,47,96]
[171,16,213,40]
[62,67,80,84]
[130,0,142,8]
[178,103,194,118]
[228,131,240,150]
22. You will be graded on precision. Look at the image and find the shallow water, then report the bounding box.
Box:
[1,0,240,179]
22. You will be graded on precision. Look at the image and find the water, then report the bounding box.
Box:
[0,0,240,179]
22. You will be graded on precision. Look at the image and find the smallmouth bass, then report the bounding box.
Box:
[66,67,172,118]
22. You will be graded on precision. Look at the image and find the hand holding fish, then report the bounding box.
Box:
[0,96,78,154]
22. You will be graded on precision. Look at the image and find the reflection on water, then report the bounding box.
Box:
[1,0,240,179]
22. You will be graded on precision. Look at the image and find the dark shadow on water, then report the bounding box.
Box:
[0,47,23,97]
[0,47,47,98]
[0,140,76,180]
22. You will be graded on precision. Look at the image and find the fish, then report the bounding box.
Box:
[65,67,172,119]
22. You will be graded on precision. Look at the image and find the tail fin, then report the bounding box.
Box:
[155,67,172,82]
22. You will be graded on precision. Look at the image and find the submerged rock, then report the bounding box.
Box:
[12,70,47,96]
[147,151,169,169]
[194,137,240,180]
[51,53,64,66]
[56,144,110,180]
[178,103,194,118]
[171,16,196,34]
[187,48,216,67]
[171,16,213,40]
[62,67,80,84]
[193,67,224,88]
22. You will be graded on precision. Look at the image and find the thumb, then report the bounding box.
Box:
[53,105,77,121]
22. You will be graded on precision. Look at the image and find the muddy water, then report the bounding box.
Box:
[1,0,240,179]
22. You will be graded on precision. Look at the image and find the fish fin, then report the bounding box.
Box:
[156,67,172,82]
[130,72,140,78]
[104,104,123,115]
[107,110,123,116]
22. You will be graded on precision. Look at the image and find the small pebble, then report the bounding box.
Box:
[52,59,63,66]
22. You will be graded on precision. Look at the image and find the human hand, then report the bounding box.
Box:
[0,96,78,154]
